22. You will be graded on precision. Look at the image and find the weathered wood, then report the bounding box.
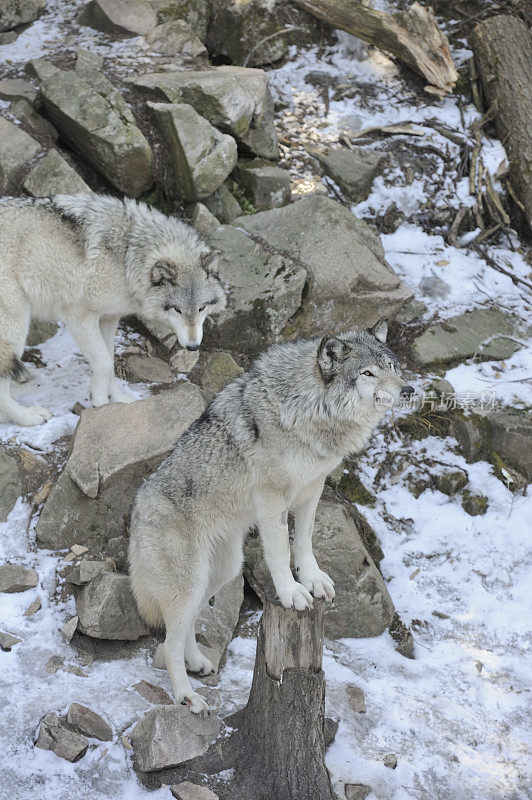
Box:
[471,15,532,232]
[290,0,457,94]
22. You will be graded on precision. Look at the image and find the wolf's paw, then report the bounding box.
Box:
[185,653,214,677]
[298,568,335,602]
[277,581,314,611]
[109,383,135,404]
[178,691,211,715]
[16,406,52,426]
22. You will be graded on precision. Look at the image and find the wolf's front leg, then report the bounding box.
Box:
[292,478,335,602]
[65,313,116,407]
[255,489,314,610]
[99,315,134,404]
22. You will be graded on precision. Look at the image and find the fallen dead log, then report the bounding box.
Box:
[290,0,458,95]
[471,15,532,232]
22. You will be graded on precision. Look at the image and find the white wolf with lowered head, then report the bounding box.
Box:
[0,194,225,426]
[129,319,415,714]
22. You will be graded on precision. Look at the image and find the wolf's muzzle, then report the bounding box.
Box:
[400,385,415,398]
[186,344,200,351]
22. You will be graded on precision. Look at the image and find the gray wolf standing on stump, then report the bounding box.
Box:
[129,319,415,714]
[0,194,225,426]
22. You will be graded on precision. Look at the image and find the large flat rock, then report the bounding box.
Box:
[128,66,278,159]
[23,148,92,196]
[234,195,411,335]
[80,0,158,35]
[36,384,205,555]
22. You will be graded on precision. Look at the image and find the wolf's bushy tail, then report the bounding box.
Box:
[0,341,27,382]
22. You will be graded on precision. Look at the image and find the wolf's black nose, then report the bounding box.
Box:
[186,344,200,351]
[400,385,415,397]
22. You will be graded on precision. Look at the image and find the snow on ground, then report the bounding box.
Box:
[0,9,531,800]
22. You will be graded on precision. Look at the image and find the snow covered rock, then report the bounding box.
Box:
[40,66,154,196]
[23,149,92,196]
[0,0,46,32]
[0,564,38,593]
[149,102,238,201]
[67,703,113,741]
[80,0,157,35]
[146,19,207,57]
[75,572,148,640]
[234,195,412,336]
[129,66,278,159]
[130,704,223,771]
[0,117,43,194]
[35,712,88,762]
[232,158,291,210]
[0,448,21,523]
[36,384,205,556]
[0,631,21,651]
[307,145,388,203]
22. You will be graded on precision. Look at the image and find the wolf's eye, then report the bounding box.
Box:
[362,370,375,377]
[173,307,182,314]
[198,305,206,312]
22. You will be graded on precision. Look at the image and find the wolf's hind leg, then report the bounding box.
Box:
[292,477,335,602]
[99,315,134,405]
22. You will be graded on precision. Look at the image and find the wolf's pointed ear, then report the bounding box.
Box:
[151,261,176,286]
[201,250,220,276]
[368,317,388,343]
[317,335,345,381]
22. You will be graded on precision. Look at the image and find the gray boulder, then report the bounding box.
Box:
[126,353,173,384]
[146,20,207,57]
[35,712,88,762]
[201,225,307,355]
[308,145,388,202]
[245,501,395,639]
[66,702,113,741]
[80,0,157,35]
[0,116,42,194]
[64,558,113,586]
[410,308,524,367]
[0,0,46,32]
[0,79,37,104]
[75,572,148,640]
[0,448,21,523]
[130,704,223,771]
[203,182,242,223]
[149,0,211,41]
[8,97,58,141]
[188,202,221,235]
[129,66,278,159]
[234,196,412,336]
[195,351,243,402]
[485,410,532,479]
[23,149,92,196]
[232,158,291,210]
[345,784,371,800]
[149,102,237,201]
[0,564,38,593]
[36,384,205,555]
[41,66,154,196]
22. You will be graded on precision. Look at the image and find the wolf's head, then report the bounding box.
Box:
[316,318,415,413]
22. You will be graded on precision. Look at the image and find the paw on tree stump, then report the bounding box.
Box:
[139,587,336,800]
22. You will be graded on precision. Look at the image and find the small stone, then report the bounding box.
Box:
[389,612,414,659]
[323,717,338,748]
[171,782,219,800]
[65,559,112,586]
[61,616,79,642]
[46,655,65,674]
[462,491,488,516]
[35,712,88,762]
[232,158,291,211]
[384,753,398,769]
[436,471,468,496]
[71,401,86,416]
[171,348,199,373]
[345,784,371,800]
[71,544,89,557]
[75,572,148,640]
[33,480,53,505]
[64,552,76,562]
[346,685,366,713]
[0,631,22,651]
[67,702,113,741]
[188,202,220,236]
[0,564,39,593]
[24,596,42,616]
[126,354,173,384]
[134,679,173,705]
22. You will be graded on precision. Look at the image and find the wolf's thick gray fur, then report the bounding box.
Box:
[0,194,225,425]
[129,319,414,714]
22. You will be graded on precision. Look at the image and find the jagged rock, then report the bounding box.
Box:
[126,354,173,384]
[308,145,388,202]
[203,182,242,223]
[410,309,524,367]
[67,702,113,741]
[0,79,37,104]
[64,558,113,586]
[232,158,291,210]
[40,66,154,196]
[171,783,219,800]
[35,712,88,762]
[171,348,199,373]
[384,753,398,769]
[188,202,220,235]
[0,116,42,194]
[0,0,46,32]
[201,225,306,355]
[71,544,89,557]
[196,351,243,402]
[0,448,21,523]
[9,97,58,140]
[462,491,488,516]
[345,784,371,800]
[36,384,204,554]
[24,596,42,616]
[130,704,223,772]
[436,471,468,496]
[75,46,104,73]
[485,410,532,480]
[27,58,60,81]
[234,196,412,336]
[75,572,148,640]
[23,149,92,196]
[245,501,395,639]
[134,680,173,705]
[146,19,207,57]
[149,102,237,201]
[129,66,278,159]
[61,616,79,642]
[0,631,21,651]
[0,564,38,593]
[80,0,157,35]
[150,0,210,41]
[346,685,366,713]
